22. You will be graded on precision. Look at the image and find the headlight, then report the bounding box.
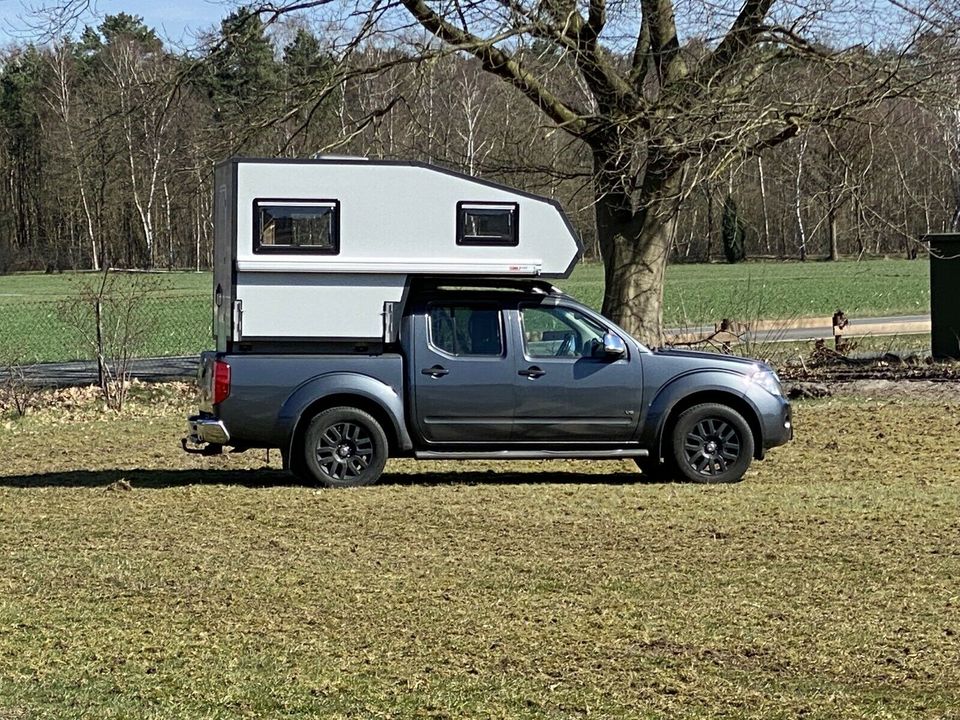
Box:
[749,368,783,397]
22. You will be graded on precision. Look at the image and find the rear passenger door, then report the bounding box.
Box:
[411,301,516,444]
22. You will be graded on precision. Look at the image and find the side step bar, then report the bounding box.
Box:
[414,448,649,460]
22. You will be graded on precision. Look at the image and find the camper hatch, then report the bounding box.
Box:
[212,157,582,350]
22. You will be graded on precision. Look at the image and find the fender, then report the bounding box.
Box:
[276,372,413,454]
[639,369,762,454]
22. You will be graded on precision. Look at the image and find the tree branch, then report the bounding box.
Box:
[400,0,589,134]
[700,0,777,81]
[502,0,637,116]
[630,12,652,86]
[639,0,686,86]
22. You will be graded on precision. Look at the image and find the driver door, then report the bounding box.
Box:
[511,302,641,443]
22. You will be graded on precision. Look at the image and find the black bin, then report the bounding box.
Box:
[926,233,960,360]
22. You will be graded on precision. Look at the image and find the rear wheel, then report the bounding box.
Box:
[668,403,754,484]
[303,407,389,488]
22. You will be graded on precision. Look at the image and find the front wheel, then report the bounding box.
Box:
[668,403,754,484]
[303,407,389,488]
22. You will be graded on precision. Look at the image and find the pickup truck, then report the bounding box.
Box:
[184,280,792,487]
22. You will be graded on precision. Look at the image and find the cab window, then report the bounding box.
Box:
[520,305,608,358]
[429,304,504,356]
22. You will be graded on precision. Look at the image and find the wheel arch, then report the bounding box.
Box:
[278,373,413,471]
[651,389,764,462]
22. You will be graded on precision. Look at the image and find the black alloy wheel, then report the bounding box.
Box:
[669,403,754,484]
[303,407,389,488]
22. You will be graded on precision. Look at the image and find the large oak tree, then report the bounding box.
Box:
[376,0,953,344]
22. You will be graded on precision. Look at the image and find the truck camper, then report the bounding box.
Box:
[212,157,581,351]
[186,157,792,488]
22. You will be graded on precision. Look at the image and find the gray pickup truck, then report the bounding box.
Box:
[185,279,792,487]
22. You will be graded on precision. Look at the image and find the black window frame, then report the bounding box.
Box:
[253,198,341,255]
[456,201,519,247]
[426,301,506,358]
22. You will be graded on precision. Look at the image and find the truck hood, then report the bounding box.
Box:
[649,348,768,374]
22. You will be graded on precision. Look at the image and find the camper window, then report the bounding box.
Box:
[456,202,518,246]
[254,200,339,254]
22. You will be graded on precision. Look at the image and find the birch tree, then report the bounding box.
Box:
[45,43,101,269]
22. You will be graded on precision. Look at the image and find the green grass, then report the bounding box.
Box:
[0,272,210,363]
[562,258,930,326]
[0,270,208,302]
[0,259,930,362]
[0,386,958,718]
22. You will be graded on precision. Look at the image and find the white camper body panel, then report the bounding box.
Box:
[217,158,581,346]
[237,273,406,339]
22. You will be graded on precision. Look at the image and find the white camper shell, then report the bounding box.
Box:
[213,158,582,351]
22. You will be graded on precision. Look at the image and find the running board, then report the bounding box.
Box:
[414,448,649,460]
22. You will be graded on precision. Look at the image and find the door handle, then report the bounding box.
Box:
[421,365,449,377]
[518,366,545,379]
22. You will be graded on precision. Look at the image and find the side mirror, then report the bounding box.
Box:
[602,332,626,359]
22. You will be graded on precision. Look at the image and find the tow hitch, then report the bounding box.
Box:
[182,414,229,455]
[181,437,224,455]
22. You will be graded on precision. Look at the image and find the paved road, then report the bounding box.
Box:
[5,314,932,387]
[671,314,930,344]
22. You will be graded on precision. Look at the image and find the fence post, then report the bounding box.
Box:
[95,296,106,394]
[832,309,848,351]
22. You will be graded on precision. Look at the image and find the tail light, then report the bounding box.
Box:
[212,360,231,405]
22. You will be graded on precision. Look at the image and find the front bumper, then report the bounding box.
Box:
[764,400,793,449]
[182,414,230,454]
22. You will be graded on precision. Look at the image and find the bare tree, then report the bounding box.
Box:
[100,36,178,268]
[45,43,101,269]
[60,269,162,411]
[243,0,955,343]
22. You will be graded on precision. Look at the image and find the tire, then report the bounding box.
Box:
[303,407,389,488]
[667,403,754,484]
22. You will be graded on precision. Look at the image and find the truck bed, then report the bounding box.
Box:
[215,353,406,448]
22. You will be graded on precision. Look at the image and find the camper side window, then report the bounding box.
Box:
[457,202,518,246]
[428,304,503,357]
[254,200,339,254]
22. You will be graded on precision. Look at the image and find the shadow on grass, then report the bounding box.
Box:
[0,467,660,489]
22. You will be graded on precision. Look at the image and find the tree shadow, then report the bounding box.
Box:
[0,467,664,489]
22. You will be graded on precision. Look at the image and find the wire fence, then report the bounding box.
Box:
[0,293,211,369]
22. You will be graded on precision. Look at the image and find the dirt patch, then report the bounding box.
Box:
[831,378,960,399]
[787,378,960,401]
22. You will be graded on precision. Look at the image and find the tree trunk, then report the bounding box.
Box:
[795,137,807,261]
[828,203,839,261]
[593,148,681,347]
[757,156,771,254]
[704,182,714,262]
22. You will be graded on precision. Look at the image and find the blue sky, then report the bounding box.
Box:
[0,0,230,46]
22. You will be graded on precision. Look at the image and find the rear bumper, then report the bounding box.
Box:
[182,414,230,453]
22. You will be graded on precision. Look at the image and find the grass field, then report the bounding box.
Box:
[562,258,930,324]
[0,259,931,363]
[1,384,958,719]
[0,273,210,363]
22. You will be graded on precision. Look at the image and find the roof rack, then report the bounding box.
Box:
[411,276,564,295]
